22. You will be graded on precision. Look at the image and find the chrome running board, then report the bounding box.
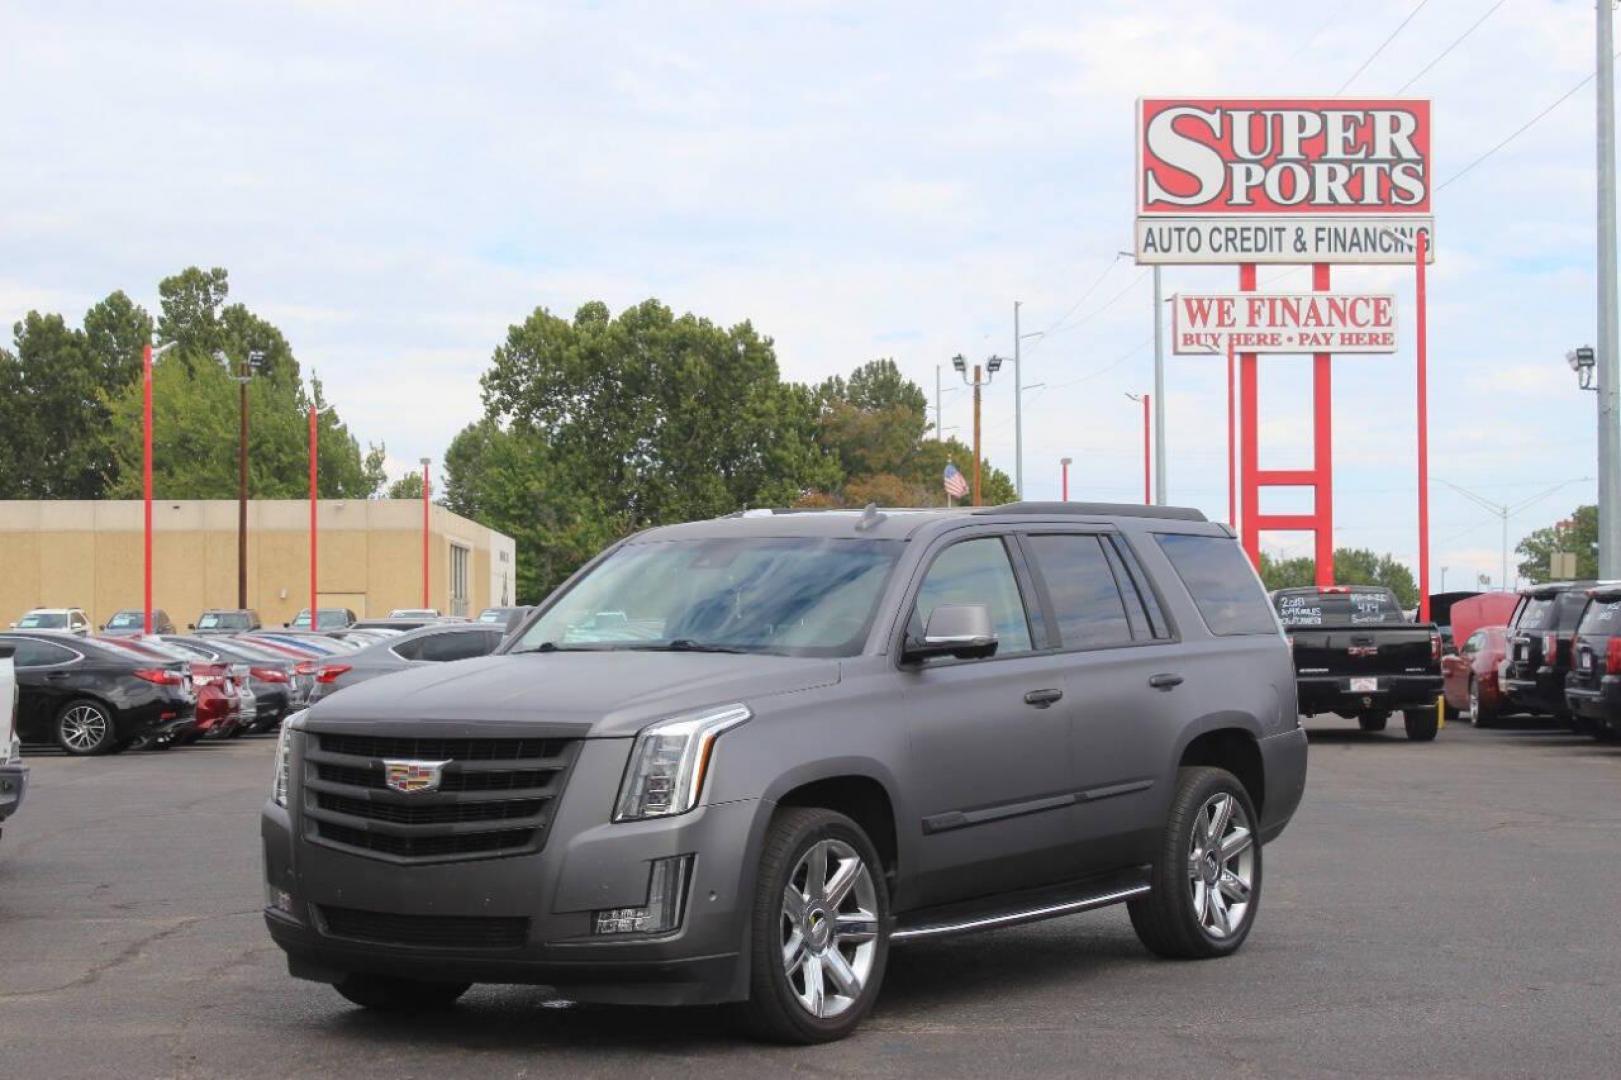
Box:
[891,869,1151,943]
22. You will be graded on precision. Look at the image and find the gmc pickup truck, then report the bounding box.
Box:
[1272,585,1443,741]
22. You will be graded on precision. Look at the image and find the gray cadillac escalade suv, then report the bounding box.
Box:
[263,502,1307,1042]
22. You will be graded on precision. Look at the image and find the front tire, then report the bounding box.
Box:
[333,974,470,1012]
[1403,708,1439,741]
[1129,767,1261,960]
[55,700,118,756]
[738,807,888,1044]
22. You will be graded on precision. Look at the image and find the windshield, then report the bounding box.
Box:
[478,610,503,623]
[197,612,249,630]
[1577,598,1621,636]
[515,537,902,657]
[18,612,68,629]
[1274,590,1405,626]
[107,612,143,628]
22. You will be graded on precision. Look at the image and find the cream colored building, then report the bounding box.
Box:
[0,500,516,629]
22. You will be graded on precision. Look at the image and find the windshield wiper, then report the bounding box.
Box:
[510,642,564,655]
[630,639,747,654]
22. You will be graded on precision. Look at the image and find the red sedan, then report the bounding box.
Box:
[1442,625,1510,727]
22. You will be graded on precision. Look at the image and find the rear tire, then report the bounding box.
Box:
[737,807,889,1044]
[54,700,118,756]
[333,974,470,1012]
[1467,677,1497,728]
[1403,708,1439,742]
[1357,712,1388,732]
[1129,766,1261,960]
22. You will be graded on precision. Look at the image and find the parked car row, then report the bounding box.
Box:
[1438,580,1621,739]
[0,609,523,757]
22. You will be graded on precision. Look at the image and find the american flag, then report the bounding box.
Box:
[943,462,969,499]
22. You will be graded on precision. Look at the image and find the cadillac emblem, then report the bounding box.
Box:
[383,759,451,794]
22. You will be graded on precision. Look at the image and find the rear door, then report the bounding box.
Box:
[1016,529,1182,864]
[7,639,84,740]
[898,532,1079,906]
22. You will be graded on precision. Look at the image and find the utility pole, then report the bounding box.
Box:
[951,354,1002,507]
[1152,266,1166,505]
[1014,302,1022,497]
[1598,0,1621,578]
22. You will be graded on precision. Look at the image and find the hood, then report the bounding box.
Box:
[301,650,842,738]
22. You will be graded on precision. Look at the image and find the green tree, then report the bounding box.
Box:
[1258,547,1419,607]
[156,266,230,363]
[1517,504,1598,584]
[386,472,424,500]
[0,311,109,497]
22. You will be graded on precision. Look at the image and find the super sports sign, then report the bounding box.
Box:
[1135,99,1434,264]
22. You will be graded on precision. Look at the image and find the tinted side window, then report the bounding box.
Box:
[390,637,426,661]
[1104,536,1170,639]
[10,640,78,667]
[1155,534,1278,636]
[909,537,1033,656]
[1025,535,1134,649]
[416,631,503,663]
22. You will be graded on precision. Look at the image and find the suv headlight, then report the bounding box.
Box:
[613,704,750,821]
[271,712,305,808]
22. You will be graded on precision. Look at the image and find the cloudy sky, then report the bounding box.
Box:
[0,0,1606,588]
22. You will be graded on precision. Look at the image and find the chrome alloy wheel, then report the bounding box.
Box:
[780,838,879,1019]
[1468,679,1481,724]
[61,704,110,753]
[1187,792,1255,940]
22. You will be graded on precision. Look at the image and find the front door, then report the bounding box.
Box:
[899,534,1077,908]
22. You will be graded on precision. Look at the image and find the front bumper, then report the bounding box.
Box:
[1296,674,1442,715]
[0,762,27,823]
[262,736,768,1006]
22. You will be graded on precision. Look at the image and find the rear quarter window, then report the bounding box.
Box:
[1578,599,1621,635]
[1153,534,1278,636]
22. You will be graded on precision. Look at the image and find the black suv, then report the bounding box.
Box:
[1565,587,1621,738]
[1503,583,1598,728]
[263,503,1309,1042]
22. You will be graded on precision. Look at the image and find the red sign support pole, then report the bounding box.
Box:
[142,343,154,636]
[1141,393,1152,505]
[1239,265,1260,565]
[1416,230,1431,622]
[1226,335,1237,530]
[1311,263,1335,586]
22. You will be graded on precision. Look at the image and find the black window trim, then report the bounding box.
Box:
[890,529,1043,669]
[1010,528,1178,657]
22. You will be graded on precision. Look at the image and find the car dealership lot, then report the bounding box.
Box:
[2,720,1619,1079]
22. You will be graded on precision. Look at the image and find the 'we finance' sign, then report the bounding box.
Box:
[1171,292,1398,354]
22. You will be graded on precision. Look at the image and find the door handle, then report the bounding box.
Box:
[1023,688,1064,708]
[45,672,70,681]
[1148,673,1183,690]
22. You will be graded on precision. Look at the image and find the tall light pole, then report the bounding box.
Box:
[420,457,432,609]
[309,406,318,625]
[1126,393,1150,505]
[1597,0,1621,579]
[1012,302,1045,498]
[952,354,1003,506]
[233,349,265,609]
[142,341,180,635]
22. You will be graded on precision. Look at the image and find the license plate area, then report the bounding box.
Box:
[1349,677,1379,693]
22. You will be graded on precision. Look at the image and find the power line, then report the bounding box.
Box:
[1396,0,1509,93]
[1437,56,1614,192]
[1336,0,1432,94]
[1040,269,1151,340]
[1024,255,1125,352]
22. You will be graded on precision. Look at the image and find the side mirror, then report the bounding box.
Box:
[187,623,195,631]
[903,604,998,663]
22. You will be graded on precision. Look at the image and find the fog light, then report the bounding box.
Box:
[266,884,296,916]
[593,855,692,935]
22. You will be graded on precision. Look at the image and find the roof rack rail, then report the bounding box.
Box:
[974,501,1208,522]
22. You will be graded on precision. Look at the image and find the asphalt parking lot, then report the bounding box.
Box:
[2,717,1619,1079]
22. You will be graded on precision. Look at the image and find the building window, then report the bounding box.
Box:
[450,542,471,617]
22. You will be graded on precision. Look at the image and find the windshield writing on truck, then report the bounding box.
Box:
[1274,591,1405,627]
